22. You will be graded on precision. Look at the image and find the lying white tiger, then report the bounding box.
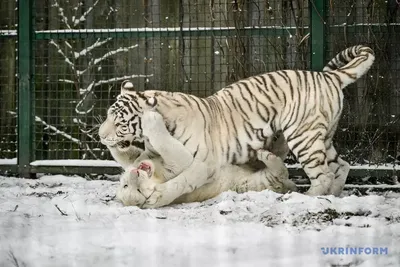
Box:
[116,111,297,207]
[100,45,374,208]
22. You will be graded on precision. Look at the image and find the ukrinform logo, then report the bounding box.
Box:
[321,247,388,255]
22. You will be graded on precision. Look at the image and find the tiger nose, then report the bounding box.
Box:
[130,168,139,177]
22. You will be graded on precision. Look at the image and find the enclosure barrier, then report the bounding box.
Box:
[0,0,399,182]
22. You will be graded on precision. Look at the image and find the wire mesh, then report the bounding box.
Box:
[327,0,400,165]
[0,0,17,161]
[1,0,399,170]
[32,0,309,161]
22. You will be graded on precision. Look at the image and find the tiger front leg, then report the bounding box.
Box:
[140,110,193,173]
[140,159,209,209]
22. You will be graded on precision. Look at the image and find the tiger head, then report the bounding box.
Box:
[98,80,157,151]
[116,160,156,207]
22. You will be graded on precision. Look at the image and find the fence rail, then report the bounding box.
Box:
[0,0,399,181]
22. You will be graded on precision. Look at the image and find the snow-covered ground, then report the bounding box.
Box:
[0,175,399,267]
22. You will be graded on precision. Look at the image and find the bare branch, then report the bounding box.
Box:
[54,204,68,216]
[35,114,81,144]
[51,0,71,29]
[73,0,100,27]
[71,2,84,26]
[75,98,96,115]
[49,40,75,71]
[64,40,73,50]
[8,249,26,267]
[79,80,95,95]
[74,38,112,59]
[93,44,139,65]
[73,118,98,142]
[76,44,139,76]
[58,79,75,84]
[105,6,117,21]
[94,74,153,87]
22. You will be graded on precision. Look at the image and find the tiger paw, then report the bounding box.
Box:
[256,149,275,162]
[305,173,334,196]
[141,183,176,209]
[137,173,157,199]
[141,110,167,138]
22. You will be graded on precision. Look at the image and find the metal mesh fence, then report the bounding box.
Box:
[0,0,399,175]
[0,0,17,162]
[32,0,310,161]
[327,0,400,166]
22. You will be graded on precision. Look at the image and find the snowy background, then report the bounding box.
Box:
[1,175,399,267]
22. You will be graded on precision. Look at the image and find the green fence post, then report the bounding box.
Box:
[17,0,34,178]
[310,0,326,71]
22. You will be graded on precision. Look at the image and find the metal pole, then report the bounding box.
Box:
[310,0,326,71]
[17,0,35,178]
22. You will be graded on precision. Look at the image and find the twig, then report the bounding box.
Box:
[317,197,332,203]
[93,44,139,65]
[58,79,75,84]
[12,205,18,212]
[71,203,83,221]
[74,38,112,59]
[75,93,96,115]
[94,74,153,87]
[75,43,138,76]
[73,0,100,27]
[8,249,25,267]
[35,114,81,144]
[54,204,68,216]
[52,0,71,29]
[34,114,98,159]
[309,0,327,25]
[49,40,75,70]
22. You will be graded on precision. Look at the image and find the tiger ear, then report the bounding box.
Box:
[120,80,135,95]
[145,96,157,109]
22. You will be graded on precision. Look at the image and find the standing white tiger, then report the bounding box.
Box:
[99,45,374,208]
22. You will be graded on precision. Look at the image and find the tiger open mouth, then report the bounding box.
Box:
[138,162,151,174]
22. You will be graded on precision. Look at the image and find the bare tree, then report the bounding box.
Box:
[44,0,151,159]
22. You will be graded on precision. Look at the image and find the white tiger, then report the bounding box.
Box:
[99,45,375,208]
[116,111,297,208]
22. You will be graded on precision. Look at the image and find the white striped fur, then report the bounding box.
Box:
[100,45,375,204]
[116,111,296,208]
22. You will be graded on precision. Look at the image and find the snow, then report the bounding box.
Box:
[2,23,400,38]
[0,158,17,165]
[0,30,17,36]
[37,26,301,34]
[72,0,100,27]
[1,175,399,267]
[74,38,112,59]
[24,159,400,170]
[289,163,400,171]
[35,115,81,144]
[30,159,121,167]
[33,23,400,35]
[93,44,138,65]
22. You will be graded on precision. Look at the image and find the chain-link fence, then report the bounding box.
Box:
[0,0,17,165]
[328,0,400,167]
[0,0,399,179]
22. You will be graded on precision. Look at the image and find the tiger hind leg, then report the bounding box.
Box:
[325,142,350,196]
[286,134,334,196]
